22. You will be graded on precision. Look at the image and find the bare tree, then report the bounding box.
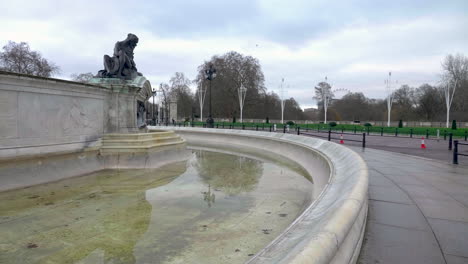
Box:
[70,72,94,83]
[158,83,171,123]
[393,85,417,121]
[331,92,370,121]
[415,84,444,121]
[169,72,193,119]
[441,53,468,127]
[314,78,333,124]
[194,51,265,120]
[0,41,60,77]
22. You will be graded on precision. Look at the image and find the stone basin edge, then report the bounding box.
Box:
[152,126,369,264]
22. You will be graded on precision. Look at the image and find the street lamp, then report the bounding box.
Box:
[204,64,217,128]
[152,88,156,125]
[385,72,397,127]
[279,78,286,124]
[321,76,332,124]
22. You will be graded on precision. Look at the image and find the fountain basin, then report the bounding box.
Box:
[152,127,368,264]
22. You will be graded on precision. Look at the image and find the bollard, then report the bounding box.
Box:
[216,124,219,129]
[242,124,245,130]
[283,125,286,134]
[381,127,384,136]
[354,126,357,134]
[328,130,331,141]
[465,131,467,141]
[453,140,459,164]
[449,133,453,150]
[444,130,447,140]
[395,128,398,137]
[256,125,258,131]
[362,133,366,148]
[297,127,300,135]
[269,125,272,132]
[222,122,224,128]
[410,128,413,138]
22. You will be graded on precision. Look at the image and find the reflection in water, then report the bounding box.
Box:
[1,150,313,264]
[0,163,187,264]
[202,184,216,207]
[194,150,263,195]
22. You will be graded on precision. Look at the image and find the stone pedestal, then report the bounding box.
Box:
[89,76,153,133]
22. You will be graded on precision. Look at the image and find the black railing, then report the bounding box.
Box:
[299,129,366,148]
[155,122,468,152]
[453,140,468,165]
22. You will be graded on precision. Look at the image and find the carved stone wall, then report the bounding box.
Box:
[0,71,152,159]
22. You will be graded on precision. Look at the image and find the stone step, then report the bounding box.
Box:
[100,131,185,154]
[102,131,173,141]
[102,136,182,147]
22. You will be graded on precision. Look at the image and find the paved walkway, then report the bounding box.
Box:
[300,130,467,162]
[353,147,468,264]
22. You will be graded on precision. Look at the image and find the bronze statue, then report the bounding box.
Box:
[97,33,142,80]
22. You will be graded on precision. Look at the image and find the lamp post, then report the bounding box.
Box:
[238,83,247,123]
[321,76,332,124]
[279,78,286,124]
[205,64,217,128]
[152,88,156,125]
[385,72,397,127]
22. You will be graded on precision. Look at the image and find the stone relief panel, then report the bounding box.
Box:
[18,92,104,139]
[0,90,18,139]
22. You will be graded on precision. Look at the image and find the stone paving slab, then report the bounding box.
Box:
[369,185,413,205]
[445,254,468,264]
[369,200,429,231]
[358,221,446,264]
[353,147,468,264]
[428,218,468,258]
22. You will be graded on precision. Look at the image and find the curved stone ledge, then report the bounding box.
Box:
[152,126,368,264]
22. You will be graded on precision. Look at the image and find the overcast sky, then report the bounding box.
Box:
[1,0,467,109]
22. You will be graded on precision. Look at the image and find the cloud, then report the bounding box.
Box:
[1,0,467,110]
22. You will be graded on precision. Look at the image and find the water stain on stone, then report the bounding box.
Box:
[27,243,38,249]
[278,213,288,217]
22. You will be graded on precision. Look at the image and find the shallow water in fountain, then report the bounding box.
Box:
[0,149,313,264]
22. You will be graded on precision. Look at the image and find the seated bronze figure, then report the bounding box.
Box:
[97,33,142,80]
